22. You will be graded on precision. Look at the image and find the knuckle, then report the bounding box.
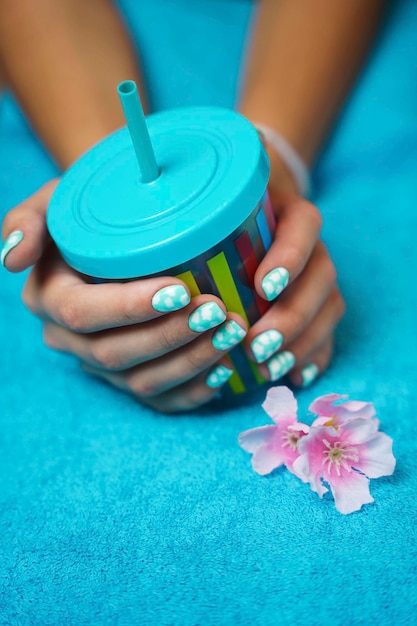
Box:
[22,280,37,314]
[128,374,159,399]
[184,342,210,373]
[158,324,181,354]
[42,325,60,350]
[333,291,346,321]
[286,243,307,273]
[297,199,323,232]
[316,248,337,285]
[54,296,85,332]
[310,205,323,233]
[185,384,214,410]
[324,258,337,285]
[90,341,124,371]
[119,289,143,325]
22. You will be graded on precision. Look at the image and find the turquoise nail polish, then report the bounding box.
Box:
[251,329,284,363]
[261,267,289,301]
[212,320,247,351]
[206,364,233,388]
[1,230,24,267]
[301,363,319,387]
[188,302,226,332]
[152,285,190,312]
[266,350,295,381]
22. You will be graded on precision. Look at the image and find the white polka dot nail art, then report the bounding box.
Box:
[152,285,190,312]
[261,267,289,301]
[212,320,247,351]
[1,230,24,267]
[251,329,284,363]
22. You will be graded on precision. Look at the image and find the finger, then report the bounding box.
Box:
[256,287,345,382]
[254,194,322,302]
[1,180,59,272]
[43,295,230,369]
[247,243,338,363]
[23,249,196,332]
[83,358,234,414]
[288,336,334,388]
[78,313,247,398]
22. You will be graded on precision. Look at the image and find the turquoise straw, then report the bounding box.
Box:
[117,80,159,183]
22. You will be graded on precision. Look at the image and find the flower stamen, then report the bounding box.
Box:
[322,439,359,476]
[281,430,301,450]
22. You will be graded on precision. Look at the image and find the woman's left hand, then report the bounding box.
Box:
[245,159,345,388]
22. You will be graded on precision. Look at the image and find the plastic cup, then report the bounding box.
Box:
[47,86,275,394]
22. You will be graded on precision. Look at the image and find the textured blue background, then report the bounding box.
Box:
[1,1,416,624]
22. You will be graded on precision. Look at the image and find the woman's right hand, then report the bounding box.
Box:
[1,181,248,413]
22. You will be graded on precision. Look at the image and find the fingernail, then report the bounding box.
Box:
[206,364,234,388]
[250,329,284,363]
[1,230,24,267]
[266,350,295,381]
[212,320,247,351]
[261,267,289,301]
[152,285,190,312]
[188,302,226,333]
[301,363,319,387]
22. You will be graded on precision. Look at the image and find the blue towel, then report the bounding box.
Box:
[1,1,416,624]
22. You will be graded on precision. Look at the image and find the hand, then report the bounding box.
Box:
[1,182,248,413]
[244,155,345,388]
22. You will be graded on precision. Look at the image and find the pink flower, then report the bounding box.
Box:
[309,393,378,429]
[292,418,396,514]
[239,386,396,514]
[238,386,309,475]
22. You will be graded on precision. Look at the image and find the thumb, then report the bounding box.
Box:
[1,179,59,272]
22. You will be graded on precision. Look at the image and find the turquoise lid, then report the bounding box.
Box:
[47,106,269,279]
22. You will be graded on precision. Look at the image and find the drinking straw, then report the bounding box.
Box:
[117,80,159,183]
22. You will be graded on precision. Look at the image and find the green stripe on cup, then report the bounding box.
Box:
[176,267,246,393]
[206,252,249,325]
[207,251,264,386]
[225,355,246,394]
[175,270,201,297]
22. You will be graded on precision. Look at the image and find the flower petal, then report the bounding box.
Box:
[292,454,310,482]
[292,455,328,496]
[329,471,374,514]
[338,400,376,420]
[309,395,377,427]
[311,416,333,427]
[309,393,347,417]
[288,422,310,435]
[357,432,396,478]
[238,425,277,453]
[341,418,379,444]
[262,385,297,423]
[251,444,286,475]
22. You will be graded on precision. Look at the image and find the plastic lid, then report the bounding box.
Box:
[47,107,269,279]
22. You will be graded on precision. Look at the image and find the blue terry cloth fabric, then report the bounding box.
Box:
[0,1,416,624]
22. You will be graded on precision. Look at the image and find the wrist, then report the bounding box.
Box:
[255,122,311,197]
[265,143,300,196]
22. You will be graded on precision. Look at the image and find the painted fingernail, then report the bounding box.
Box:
[212,320,247,351]
[301,363,319,387]
[152,285,190,312]
[206,364,234,388]
[250,329,284,363]
[188,302,226,333]
[266,350,295,381]
[1,230,24,267]
[261,267,289,301]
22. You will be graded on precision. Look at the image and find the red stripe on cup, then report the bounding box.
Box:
[234,230,270,317]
